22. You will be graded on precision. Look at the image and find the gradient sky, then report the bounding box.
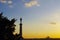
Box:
[1,0,60,38]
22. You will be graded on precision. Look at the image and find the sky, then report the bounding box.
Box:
[1,0,60,38]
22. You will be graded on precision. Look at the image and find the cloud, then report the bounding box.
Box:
[0,0,13,4]
[8,0,12,4]
[24,0,40,7]
[0,0,13,8]
[0,0,7,3]
[8,0,13,8]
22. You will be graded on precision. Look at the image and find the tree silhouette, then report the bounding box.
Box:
[0,12,16,40]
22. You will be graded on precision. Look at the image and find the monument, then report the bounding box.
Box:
[20,18,23,40]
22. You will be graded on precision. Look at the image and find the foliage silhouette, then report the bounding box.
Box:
[0,12,16,40]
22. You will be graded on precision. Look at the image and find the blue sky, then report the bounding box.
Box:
[1,0,60,38]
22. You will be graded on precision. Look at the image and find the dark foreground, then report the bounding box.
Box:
[24,38,60,40]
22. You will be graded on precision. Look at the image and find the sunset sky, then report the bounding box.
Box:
[1,0,60,38]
